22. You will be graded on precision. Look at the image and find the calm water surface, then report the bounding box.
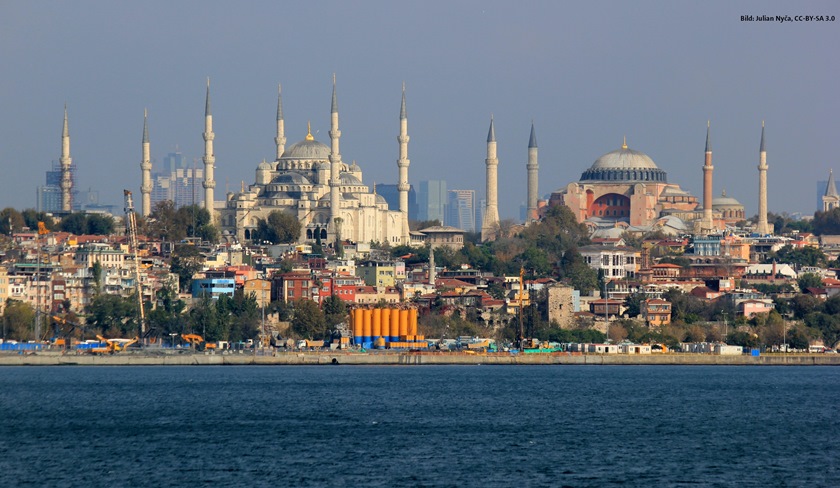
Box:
[0,365,838,487]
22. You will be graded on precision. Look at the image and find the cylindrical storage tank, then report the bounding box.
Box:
[399,309,409,337]
[372,308,382,341]
[389,308,400,342]
[409,309,418,336]
[381,308,391,343]
[363,309,373,344]
[353,309,363,345]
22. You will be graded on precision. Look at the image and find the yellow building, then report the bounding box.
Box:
[244,279,272,309]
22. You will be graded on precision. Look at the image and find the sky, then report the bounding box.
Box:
[1,0,838,220]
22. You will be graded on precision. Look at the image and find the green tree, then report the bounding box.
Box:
[0,208,25,235]
[321,294,348,330]
[85,294,136,336]
[2,299,35,340]
[812,208,840,235]
[290,299,326,339]
[85,214,115,235]
[21,209,55,231]
[254,210,301,244]
[797,272,824,293]
[170,244,204,293]
[764,245,827,268]
[58,212,88,235]
[147,200,183,241]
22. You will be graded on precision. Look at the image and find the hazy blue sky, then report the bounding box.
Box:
[1,0,837,219]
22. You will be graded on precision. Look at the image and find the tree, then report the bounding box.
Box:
[764,245,827,268]
[2,299,35,340]
[797,273,823,293]
[170,244,204,293]
[321,294,347,330]
[410,219,442,231]
[812,208,840,235]
[0,208,25,235]
[147,200,183,242]
[85,294,136,336]
[254,210,301,244]
[85,214,115,235]
[58,212,88,235]
[290,299,326,339]
[21,209,55,231]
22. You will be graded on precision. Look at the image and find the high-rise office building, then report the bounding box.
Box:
[151,153,204,209]
[445,190,476,232]
[418,180,447,224]
[374,184,418,221]
[37,161,77,212]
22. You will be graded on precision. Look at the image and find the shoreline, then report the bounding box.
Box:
[2,351,839,366]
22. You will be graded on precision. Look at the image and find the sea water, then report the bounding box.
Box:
[0,365,838,487]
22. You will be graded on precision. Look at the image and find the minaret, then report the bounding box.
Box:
[428,248,436,286]
[329,74,342,237]
[702,121,714,232]
[59,105,73,212]
[481,116,501,241]
[526,121,539,222]
[202,78,216,220]
[823,169,838,211]
[140,109,152,217]
[396,83,411,244]
[275,84,286,160]
[756,121,769,234]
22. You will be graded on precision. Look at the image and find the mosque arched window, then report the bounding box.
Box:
[244,229,251,240]
[321,228,328,240]
[307,229,313,239]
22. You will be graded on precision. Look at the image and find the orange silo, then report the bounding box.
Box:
[372,308,382,341]
[381,308,391,343]
[353,308,363,345]
[389,308,400,342]
[362,309,373,344]
[409,308,418,336]
[399,309,409,338]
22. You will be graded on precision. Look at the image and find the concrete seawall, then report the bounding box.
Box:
[2,351,840,366]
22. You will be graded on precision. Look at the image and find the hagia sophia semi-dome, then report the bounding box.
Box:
[281,138,331,160]
[712,189,742,207]
[579,144,668,183]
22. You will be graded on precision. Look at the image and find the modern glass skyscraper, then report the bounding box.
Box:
[418,180,447,224]
[445,189,476,232]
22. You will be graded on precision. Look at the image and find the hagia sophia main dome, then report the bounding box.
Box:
[549,138,712,232]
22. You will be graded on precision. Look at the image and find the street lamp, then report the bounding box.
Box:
[169,333,178,349]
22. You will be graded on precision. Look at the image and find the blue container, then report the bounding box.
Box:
[751,348,760,357]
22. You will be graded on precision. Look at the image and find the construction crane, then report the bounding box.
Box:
[124,190,146,338]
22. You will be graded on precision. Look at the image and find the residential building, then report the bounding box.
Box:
[641,299,672,326]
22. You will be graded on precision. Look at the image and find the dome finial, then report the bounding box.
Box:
[622,135,627,150]
[306,121,314,141]
[722,188,727,197]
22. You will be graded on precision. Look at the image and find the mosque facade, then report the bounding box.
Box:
[216,80,411,247]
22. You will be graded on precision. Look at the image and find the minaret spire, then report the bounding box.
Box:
[756,121,769,234]
[826,169,838,197]
[275,83,286,159]
[396,82,411,244]
[701,120,714,233]
[481,116,500,241]
[202,78,217,222]
[329,74,343,240]
[526,121,539,221]
[140,109,152,217]
[60,104,73,212]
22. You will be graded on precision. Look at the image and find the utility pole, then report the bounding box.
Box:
[34,221,49,342]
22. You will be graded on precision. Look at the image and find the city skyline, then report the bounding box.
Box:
[0,1,837,219]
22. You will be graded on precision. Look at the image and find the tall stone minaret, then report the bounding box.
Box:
[396,83,411,244]
[275,84,286,160]
[329,74,343,236]
[428,248,436,285]
[60,105,73,212]
[526,121,539,222]
[140,109,152,217]
[756,121,769,234]
[823,169,839,212]
[481,116,500,241]
[701,121,714,232]
[202,78,216,220]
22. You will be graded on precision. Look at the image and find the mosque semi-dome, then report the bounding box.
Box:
[579,142,667,183]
